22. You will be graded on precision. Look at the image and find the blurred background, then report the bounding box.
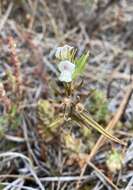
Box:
[0,0,133,190]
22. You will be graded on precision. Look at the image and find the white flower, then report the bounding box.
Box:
[55,45,74,60]
[59,72,73,82]
[58,60,75,82]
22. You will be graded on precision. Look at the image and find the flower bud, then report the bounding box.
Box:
[55,45,74,60]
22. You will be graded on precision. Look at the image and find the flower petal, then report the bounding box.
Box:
[59,71,72,82]
[58,60,75,73]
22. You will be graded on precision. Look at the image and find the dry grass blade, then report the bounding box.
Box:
[1,183,36,190]
[0,2,13,32]
[0,152,45,190]
[39,0,60,38]
[87,161,119,190]
[28,0,38,30]
[125,176,133,190]
[22,116,39,165]
[0,174,92,182]
[3,178,24,190]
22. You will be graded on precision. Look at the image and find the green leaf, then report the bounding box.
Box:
[11,115,21,129]
[0,184,5,190]
[0,116,7,126]
[72,52,89,80]
[0,116,8,137]
[10,105,17,117]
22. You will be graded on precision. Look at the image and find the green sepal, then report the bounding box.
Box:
[72,52,89,80]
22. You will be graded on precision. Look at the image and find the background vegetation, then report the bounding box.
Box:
[0,0,133,189]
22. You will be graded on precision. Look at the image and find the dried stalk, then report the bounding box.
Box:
[8,36,22,97]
